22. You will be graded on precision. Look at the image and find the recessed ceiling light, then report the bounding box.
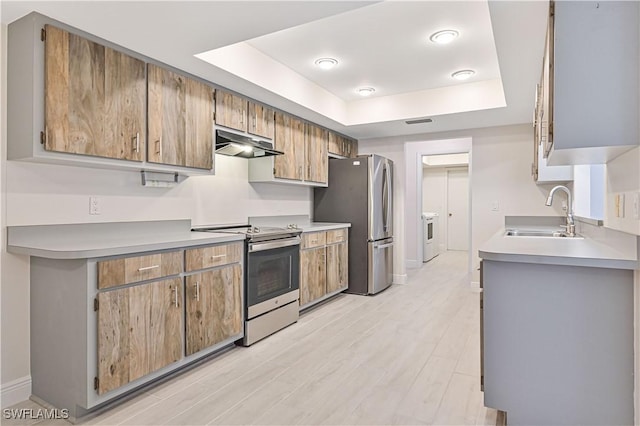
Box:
[314,57,338,70]
[430,30,459,45]
[357,87,376,97]
[451,69,476,81]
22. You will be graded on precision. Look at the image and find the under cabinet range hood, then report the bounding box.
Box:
[215,129,284,158]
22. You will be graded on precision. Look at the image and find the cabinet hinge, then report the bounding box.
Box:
[40,28,46,42]
[93,298,99,311]
[40,131,46,145]
[94,377,99,391]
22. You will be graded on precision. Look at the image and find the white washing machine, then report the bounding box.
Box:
[422,212,440,262]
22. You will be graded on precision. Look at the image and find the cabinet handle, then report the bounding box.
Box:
[173,286,179,308]
[195,281,200,301]
[299,166,302,177]
[211,254,227,260]
[137,265,160,272]
[132,133,140,153]
[155,139,161,156]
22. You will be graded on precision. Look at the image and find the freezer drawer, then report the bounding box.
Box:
[368,238,393,294]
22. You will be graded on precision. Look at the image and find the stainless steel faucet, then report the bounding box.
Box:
[545,185,575,236]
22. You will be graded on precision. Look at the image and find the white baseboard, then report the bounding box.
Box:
[1,376,31,408]
[392,274,408,285]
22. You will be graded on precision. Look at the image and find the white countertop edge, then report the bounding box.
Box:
[478,249,639,270]
[7,232,245,260]
[479,229,639,270]
[299,223,351,232]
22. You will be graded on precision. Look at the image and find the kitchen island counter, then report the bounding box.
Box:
[479,228,638,270]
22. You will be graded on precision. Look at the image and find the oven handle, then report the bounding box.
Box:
[249,237,300,253]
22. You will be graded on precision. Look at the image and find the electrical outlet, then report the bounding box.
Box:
[89,196,101,215]
[491,202,499,212]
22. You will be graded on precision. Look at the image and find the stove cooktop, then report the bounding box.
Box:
[193,224,302,241]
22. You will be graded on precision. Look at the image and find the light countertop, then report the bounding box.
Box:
[298,222,351,232]
[479,227,639,270]
[7,220,245,260]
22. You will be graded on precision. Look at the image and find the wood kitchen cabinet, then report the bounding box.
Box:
[185,264,243,356]
[273,111,306,181]
[215,90,248,132]
[539,1,639,165]
[97,277,183,394]
[300,246,326,306]
[299,228,349,309]
[326,229,348,294]
[147,64,214,170]
[44,25,146,161]
[247,101,275,140]
[305,124,328,184]
[328,131,358,158]
[249,111,329,186]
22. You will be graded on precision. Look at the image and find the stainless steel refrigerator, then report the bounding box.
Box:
[314,155,393,295]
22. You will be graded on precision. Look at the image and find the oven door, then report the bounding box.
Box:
[247,237,300,314]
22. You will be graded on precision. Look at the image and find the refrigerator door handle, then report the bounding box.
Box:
[375,242,394,249]
[382,164,389,231]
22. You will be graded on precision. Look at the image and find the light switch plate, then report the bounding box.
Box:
[633,192,640,220]
[491,202,499,212]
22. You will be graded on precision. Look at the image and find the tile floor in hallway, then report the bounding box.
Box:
[5,250,497,425]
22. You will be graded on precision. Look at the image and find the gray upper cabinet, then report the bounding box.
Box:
[544,1,639,165]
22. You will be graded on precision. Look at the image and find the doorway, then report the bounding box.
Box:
[421,153,470,258]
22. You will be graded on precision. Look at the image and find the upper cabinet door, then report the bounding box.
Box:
[215,90,247,132]
[147,64,214,170]
[305,123,328,184]
[247,101,275,140]
[273,112,305,181]
[44,25,146,161]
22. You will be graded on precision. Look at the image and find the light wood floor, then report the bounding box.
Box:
[5,250,497,425]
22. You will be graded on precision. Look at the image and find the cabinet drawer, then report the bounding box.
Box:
[326,228,348,244]
[185,242,243,272]
[301,231,326,249]
[98,250,183,289]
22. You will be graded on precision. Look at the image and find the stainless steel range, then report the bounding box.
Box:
[194,225,301,346]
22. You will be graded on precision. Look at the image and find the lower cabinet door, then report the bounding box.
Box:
[300,247,326,306]
[97,277,183,395]
[326,242,348,293]
[185,264,243,356]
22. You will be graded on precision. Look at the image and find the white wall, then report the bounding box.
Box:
[359,124,565,282]
[422,166,468,253]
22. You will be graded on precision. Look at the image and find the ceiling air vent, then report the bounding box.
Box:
[405,118,433,125]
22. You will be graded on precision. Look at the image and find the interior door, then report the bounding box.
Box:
[446,168,469,251]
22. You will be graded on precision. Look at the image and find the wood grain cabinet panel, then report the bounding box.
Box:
[326,228,347,245]
[273,112,305,181]
[328,132,358,158]
[247,101,275,140]
[300,246,327,307]
[185,264,243,356]
[97,278,183,395]
[44,25,146,161]
[147,64,214,170]
[98,250,182,289]
[302,231,327,249]
[305,124,328,184]
[326,241,348,294]
[215,90,247,132]
[185,242,242,272]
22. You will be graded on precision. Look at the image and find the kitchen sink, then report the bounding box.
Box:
[504,229,581,238]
